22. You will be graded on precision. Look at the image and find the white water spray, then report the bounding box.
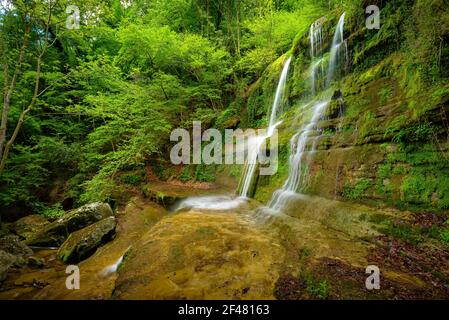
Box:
[239,57,292,198]
[101,254,125,276]
[172,195,247,211]
[327,12,347,87]
[268,13,347,211]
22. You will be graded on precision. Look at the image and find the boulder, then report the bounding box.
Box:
[0,222,11,238]
[0,250,18,282]
[25,203,114,247]
[12,215,50,241]
[57,216,117,263]
[0,235,33,257]
[0,235,39,281]
[27,256,45,269]
[142,188,180,207]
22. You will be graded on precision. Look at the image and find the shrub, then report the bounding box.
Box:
[342,178,371,200]
[42,203,65,219]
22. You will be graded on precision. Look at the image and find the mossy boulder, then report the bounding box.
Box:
[0,235,35,282]
[26,203,114,247]
[12,215,50,241]
[141,188,180,207]
[0,235,33,257]
[0,223,11,238]
[0,250,18,282]
[57,216,117,264]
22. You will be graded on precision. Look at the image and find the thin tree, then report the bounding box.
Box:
[0,0,56,172]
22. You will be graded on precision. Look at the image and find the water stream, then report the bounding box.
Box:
[239,57,292,198]
[268,13,347,211]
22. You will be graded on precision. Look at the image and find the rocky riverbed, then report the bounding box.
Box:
[1,182,448,300]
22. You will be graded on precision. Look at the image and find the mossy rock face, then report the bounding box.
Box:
[12,215,50,241]
[0,235,33,257]
[0,235,34,282]
[26,203,114,247]
[58,216,117,264]
[0,250,18,282]
[142,188,180,207]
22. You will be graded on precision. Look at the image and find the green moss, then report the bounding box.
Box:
[377,220,424,245]
[342,178,371,200]
[357,112,376,142]
[372,214,449,246]
[392,165,406,175]
[378,164,392,179]
[399,170,449,210]
[193,226,217,240]
[168,244,185,268]
[379,85,392,105]
[441,229,449,245]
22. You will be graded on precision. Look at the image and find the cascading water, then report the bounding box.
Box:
[268,13,347,211]
[310,21,324,95]
[327,12,347,87]
[239,57,292,198]
[309,21,323,61]
[268,100,330,210]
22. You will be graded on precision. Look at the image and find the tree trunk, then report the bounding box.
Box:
[0,22,31,161]
[0,2,54,172]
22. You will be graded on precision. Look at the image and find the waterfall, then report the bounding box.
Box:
[309,22,323,61]
[268,13,346,211]
[268,57,292,131]
[327,12,347,87]
[268,100,329,210]
[310,21,323,95]
[101,254,125,276]
[239,57,292,198]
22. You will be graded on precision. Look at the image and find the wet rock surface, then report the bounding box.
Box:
[0,235,33,257]
[25,203,114,247]
[12,215,50,241]
[0,235,34,283]
[57,216,117,263]
[0,250,20,282]
[0,191,448,300]
[113,210,285,300]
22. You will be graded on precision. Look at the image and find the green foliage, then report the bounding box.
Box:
[120,173,143,186]
[393,122,437,147]
[404,0,449,82]
[180,166,193,182]
[152,163,174,181]
[305,276,330,300]
[42,203,65,220]
[357,112,376,142]
[374,215,449,246]
[195,164,216,182]
[399,170,449,210]
[378,164,392,179]
[379,86,392,105]
[441,229,449,245]
[342,178,371,200]
[377,219,424,245]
